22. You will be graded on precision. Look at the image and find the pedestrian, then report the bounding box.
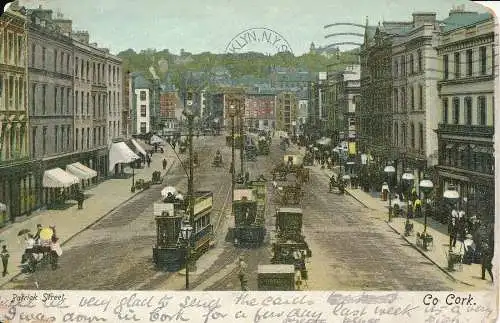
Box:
[1,245,9,277]
[480,241,493,282]
[237,255,248,291]
[414,198,422,218]
[77,190,84,209]
[162,158,167,170]
[34,224,42,244]
[147,156,151,168]
[449,209,458,248]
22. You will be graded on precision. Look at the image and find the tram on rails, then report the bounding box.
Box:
[232,180,267,247]
[152,190,214,272]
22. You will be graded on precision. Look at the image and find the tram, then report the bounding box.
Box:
[152,191,213,272]
[233,180,267,247]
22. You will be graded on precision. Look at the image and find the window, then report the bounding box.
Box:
[81,128,84,150]
[75,128,79,150]
[54,49,57,72]
[393,88,398,112]
[410,54,414,74]
[86,92,89,115]
[31,44,35,67]
[42,84,46,114]
[54,86,57,113]
[401,87,406,112]
[87,128,90,148]
[140,122,147,133]
[42,127,47,155]
[403,124,407,146]
[140,91,146,100]
[442,98,449,123]
[140,104,146,117]
[417,49,422,73]
[60,86,64,114]
[492,45,495,76]
[452,97,460,124]
[54,126,58,152]
[66,125,70,149]
[66,54,70,74]
[419,85,423,110]
[17,36,22,66]
[465,97,472,125]
[86,61,90,81]
[31,83,36,113]
[478,96,486,125]
[466,49,473,77]
[410,86,414,110]
[42,47,46,69]
[394,58,399,76]
[443,55,449,80]
[419,123,424,151]
[454,52,460,79]
[410,123,415,148]
[66,88,70,114]
[480,46,487,75]
[32,126,36,156]
[93,128,96,146]
[81,91,84,115]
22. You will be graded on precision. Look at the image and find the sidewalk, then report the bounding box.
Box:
[311,163,493,290]
[0,148,177,288]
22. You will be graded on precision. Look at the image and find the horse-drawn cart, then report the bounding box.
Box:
[277,185,303,205]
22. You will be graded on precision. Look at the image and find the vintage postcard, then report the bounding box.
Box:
[0,0,497,321]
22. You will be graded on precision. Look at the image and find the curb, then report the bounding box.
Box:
[0,158,176,288]
[339,178,473,287]
[385,221,473,287]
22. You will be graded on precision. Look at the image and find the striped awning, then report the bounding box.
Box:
[66,162,97,180]
[43,168,80,188]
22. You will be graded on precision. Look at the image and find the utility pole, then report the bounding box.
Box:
[239,97,244,176]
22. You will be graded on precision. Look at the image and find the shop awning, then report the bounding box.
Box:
[138,139,154,152]
[130,138,147,156]
[74,162,98,178]
[109,141,140,172]
[0,202,6,212]
[150,135,165,145]
[43,168,80,188]
[66,162,97,180]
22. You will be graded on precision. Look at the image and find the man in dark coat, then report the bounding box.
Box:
[162,158,167,170]
[1,245,9,277]
[481,240,494,282]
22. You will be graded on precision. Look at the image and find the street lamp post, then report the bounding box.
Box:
[384,164,395,222]
[419,178,434,250]
[443,185,460,252]
[238,101,244,176]
[402,170,415,236]
[179,222,193,290]
[229,105,236,204]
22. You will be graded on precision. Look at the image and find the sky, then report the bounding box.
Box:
[17,0,494,56]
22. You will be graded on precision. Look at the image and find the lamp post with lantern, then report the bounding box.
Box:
[179,222,193,290]
[228,105,236,204]
[419,178,434,250]
[384,164,395,222]
[443,185,460,252]
[402,170,415,236]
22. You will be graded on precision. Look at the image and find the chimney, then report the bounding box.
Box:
[412,12,437,28]
[53,19,72,37]
[72,31,89,44]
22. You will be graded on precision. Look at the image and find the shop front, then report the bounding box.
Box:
[0,160,39,225]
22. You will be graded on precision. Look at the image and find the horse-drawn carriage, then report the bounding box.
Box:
[296,168,310,183]
[277,184,303,205]
[271,207,311,280]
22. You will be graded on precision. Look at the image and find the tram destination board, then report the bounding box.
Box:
[257,264,295,291]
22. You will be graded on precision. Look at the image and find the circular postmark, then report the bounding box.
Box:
[225,27,293,54]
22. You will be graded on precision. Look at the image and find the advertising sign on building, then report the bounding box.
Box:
[318,72,327,80]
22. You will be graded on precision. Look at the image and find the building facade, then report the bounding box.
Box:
[122,71,132,138]
[244,91,276,131]
[106,51,122,145]
[275,92,297,133]
[132,73,151,134]
[435,11,495,222]
[0,8,31,223]
[391,13,441,186]
[27,8,76,208]
[159,90,181,136]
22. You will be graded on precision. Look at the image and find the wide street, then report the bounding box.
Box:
[3,135,462,291]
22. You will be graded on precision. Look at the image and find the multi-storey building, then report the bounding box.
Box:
[0,7,30,223]
[296,99,308,135]
[27,8,76,207]
[435,11,495,223]
[307,72,328,138]
[105,50,122,144]
[132,73,151,134]
[359,20,410,170]
[159,89,181,136]
[244,90,276,131]
[276,92,297,133]
[391,13,441,186]
[122,70,132,138]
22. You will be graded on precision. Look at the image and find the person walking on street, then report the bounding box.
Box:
[1,245,9,277]
[449,209,459,248]
[77,190,84,209]
[34,224,42,244]
[238,255,248,291]
[147,156,151,168]
[481,240,494,282]
[162,158,167,170]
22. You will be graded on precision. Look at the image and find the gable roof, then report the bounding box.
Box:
[440,12,492,33]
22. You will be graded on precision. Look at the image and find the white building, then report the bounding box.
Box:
[135,88,150,134]
[391,12,441,184]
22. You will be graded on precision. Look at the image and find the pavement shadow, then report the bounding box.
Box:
[48,202,78,211]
